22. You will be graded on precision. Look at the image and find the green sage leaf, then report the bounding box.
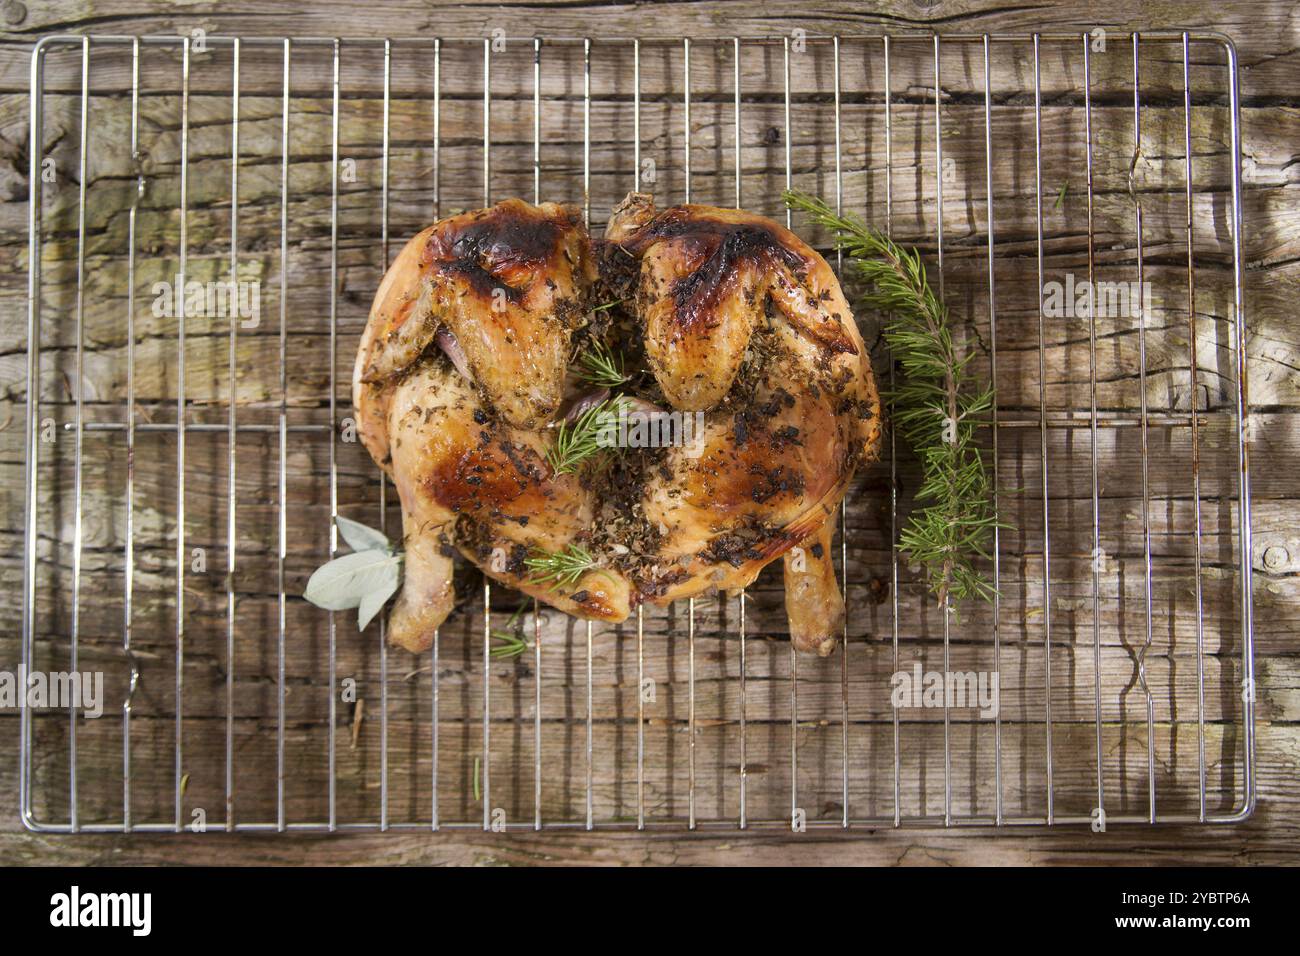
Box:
[335,515,391,554]
[357,577,400,631]
[304,549,402,611]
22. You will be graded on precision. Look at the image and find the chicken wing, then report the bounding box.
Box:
[357,198,596,433]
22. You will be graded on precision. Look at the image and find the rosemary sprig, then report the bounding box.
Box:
[784,188,1001,606]
[574,339,629,389]
[546,396,628,475]
[524,542,611,590]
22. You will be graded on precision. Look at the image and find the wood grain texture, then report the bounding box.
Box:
[1,0,1297,866]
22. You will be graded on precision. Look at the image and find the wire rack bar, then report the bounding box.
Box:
[24,31,1255,47]
[174,35,191,835]
[481,36,492,834]
[532,35,544,834]
[60,414,1214,434]
[833,33,850,830]
[68,35,88,834]
[1081,32,1102,827]
[634,40,644,832]
[583,37,594,835]
[21,809,1260,834]
[1183,31,1207,824]
[883,32,903,830]
[122,35,141,833]
[225,36,240,833]
[1031,34,1052,825]
[934,34,952,828]
[275,37,290,834]
[430,33,442,834]
[682,37,698,832]
[733,34,746,832]
[329,35,342,834]
[982,32,1004,827]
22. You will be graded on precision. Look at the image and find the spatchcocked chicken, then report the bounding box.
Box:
[352,193,881,656]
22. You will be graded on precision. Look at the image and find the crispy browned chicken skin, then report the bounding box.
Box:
[353,195,880,656]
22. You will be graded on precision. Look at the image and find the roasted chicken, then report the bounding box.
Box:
[353,194,881,656]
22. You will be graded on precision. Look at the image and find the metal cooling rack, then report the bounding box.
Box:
[20,30,1254,832]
